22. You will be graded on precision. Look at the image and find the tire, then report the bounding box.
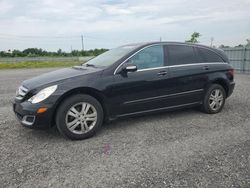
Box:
[202,84,226,114]
[56,94,103,140]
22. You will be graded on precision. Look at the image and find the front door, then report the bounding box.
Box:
[111,45,168,116]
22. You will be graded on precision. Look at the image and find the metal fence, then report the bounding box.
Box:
[1,48,250,73]
[0,56,93,63]
[222,47,250,73]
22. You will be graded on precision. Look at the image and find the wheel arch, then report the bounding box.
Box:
[51,87,109,126]
[210,78,230,97]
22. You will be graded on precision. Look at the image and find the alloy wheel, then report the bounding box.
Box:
[209,89,224,111]
[65,102,97,134]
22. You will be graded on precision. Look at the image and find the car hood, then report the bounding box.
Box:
[22,66,103,90]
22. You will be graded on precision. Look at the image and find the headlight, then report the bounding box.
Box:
[28,85,57,104]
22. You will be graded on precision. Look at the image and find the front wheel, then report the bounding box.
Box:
[202,84,226,114]
[56,94,103,140]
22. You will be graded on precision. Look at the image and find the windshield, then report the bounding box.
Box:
[85,44,139,67]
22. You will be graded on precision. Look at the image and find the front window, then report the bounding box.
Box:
[128,45,164,70]
[85,45,139,67]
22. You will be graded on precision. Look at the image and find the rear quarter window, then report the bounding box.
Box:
[196,47,224,63]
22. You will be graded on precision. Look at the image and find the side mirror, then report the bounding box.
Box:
[122,64,137,73]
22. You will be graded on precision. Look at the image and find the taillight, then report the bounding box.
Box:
[228,69,235,80]
[228,69,235,77]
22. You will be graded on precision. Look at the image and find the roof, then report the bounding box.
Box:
[125,41,213,48]
[120,41,228,62]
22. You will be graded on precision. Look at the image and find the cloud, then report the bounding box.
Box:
[0,0,249,50]
[0,0,14,16]
[102,4,133,15]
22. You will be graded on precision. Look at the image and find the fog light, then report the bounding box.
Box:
[37,107,48,114]
[22,115,35,126]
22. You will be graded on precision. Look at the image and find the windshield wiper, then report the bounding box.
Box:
[73,65,86,69]
[85,63,96,67]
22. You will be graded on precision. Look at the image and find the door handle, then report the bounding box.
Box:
[203,65,209,70]
[157,71,167,76]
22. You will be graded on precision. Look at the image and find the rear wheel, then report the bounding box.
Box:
[202,84,226,114]
[56,94,103,140]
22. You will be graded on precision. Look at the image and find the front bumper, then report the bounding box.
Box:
[13,100,54,129]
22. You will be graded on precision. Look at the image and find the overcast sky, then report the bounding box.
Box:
[0,0,250,51]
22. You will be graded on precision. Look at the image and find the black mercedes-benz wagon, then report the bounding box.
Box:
[13,42,235,140]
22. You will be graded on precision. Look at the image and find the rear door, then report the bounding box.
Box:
[164,44,207,106]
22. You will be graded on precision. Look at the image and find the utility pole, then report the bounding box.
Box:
[210,37,214,47]
[81,35,84,51]
[160,37,162,42]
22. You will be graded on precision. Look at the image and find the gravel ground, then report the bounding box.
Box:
[0,68,249,188]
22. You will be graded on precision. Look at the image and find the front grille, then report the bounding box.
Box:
[16,86,28,100]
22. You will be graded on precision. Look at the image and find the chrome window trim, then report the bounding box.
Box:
[124,62,228,74]
[166,62,228,68]
[123,89,204,105]
[137,66,167,72]
[113,42,228,75]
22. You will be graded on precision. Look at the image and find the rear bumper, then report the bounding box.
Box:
[227,82,235,97]
[13,100,54,129]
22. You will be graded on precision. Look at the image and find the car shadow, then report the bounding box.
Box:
[26,125,63,141]
[101,107,200,131]
[24,107,201,141]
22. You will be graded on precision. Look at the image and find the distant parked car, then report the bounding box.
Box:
[13,42,235,140]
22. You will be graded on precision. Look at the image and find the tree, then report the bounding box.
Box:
[246,38,250,46]
[219,44,230,49]
[0,48,109,57]
[235,44,244,47]
[57,49,62,55]
[22,48,44,56]
[186,32,201,43]
[12,49,24,57]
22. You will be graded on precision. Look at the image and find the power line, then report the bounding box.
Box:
[0,36,81,42]
[0,33,114,40]
[0,33,80,38]
[0,33,103,40]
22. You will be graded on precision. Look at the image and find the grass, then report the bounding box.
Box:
[0,61,84,69]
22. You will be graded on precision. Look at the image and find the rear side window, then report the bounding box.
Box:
[167,45,197,65]
[197,47,224,62]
